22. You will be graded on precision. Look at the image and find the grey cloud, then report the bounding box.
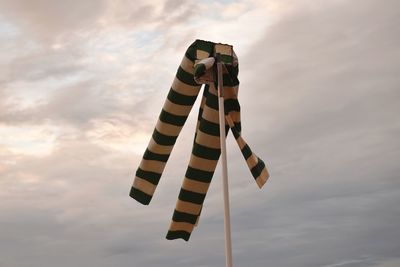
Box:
[0,0,107,42]
[1,0,400,266]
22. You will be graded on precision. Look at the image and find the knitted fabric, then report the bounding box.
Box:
[130,39,269,241]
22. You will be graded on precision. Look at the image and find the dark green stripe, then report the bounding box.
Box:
[172,210,198,224]
[231,127,240,139]
[152,128,177,146]
[167,88,198,106]
[192,142,220,160]
[186,167,214,183]
[241,144,252,160]
[176,66,197,86]
[196,39,214,55]
[178,188,206,205]
[205,92,218,110]
[166,230,190,241]
[129,187,152,205]
[143,148,169,162]
[136,167,161,185]
[159,109,187,126]
[194,64,206,79]
[185,43,197,61]
[234,122,241,133]
[220,54,233,65]
[224,99,240,112]
[197,107,203,121]
[199,118,219,136]
[222,73,239,87]
[251,158,266,179]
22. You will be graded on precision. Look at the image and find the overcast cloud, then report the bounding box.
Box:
[0,0,399,266]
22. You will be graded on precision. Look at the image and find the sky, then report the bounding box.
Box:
[0,0,399,266]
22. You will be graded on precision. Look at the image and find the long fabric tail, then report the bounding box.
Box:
[129,40,201,205]
[130,39,269,241]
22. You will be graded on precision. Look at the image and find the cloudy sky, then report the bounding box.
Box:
[1,0,399,266]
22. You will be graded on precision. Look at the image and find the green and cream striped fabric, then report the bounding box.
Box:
[130,39,269,241]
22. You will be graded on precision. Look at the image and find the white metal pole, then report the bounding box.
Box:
[217,59,233,267]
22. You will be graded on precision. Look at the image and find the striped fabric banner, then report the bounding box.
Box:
[130,39,269,241]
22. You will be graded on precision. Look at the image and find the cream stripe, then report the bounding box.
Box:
[229,111,240,123]
[246,154,258,170]
[148,138,173,154]
[155,120,181,136]
[133,177,157,196]
[180,55,194,74]
[196,50,209,60]
[172,77,201,96]
[163,98,193,116]
[224,86,238,99]
[195,130,220,149]
[256,168,270,188]
[176,200,202,215]
[140,159,166,174]
[202,107,220,124]
[189,154,218,172]
[182,178,210,194]
[236,136,246,149]
[169,221,195,232]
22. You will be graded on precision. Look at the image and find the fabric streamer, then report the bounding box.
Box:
[130,39,269,241]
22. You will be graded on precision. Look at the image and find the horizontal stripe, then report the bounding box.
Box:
[201,106,220,124]
[231,127,240,139]
[192,142,220,160]
[185,42,196,61]
[178,188,206,205]
[133,177,157,196]
[219,54,233,65]
[143,148,169,162]
[225,99,240,112]
[233,122,241,133]
[251,159,266,179]
[194,63,206,79]
[196,50,210,60]
[182,178,210,194]
[196,40,214,54]
[176,66,197,86]
[199,118,219,136]
[162,98,193,116]
[135,167,161,185]
[166,230,190,241]
[171,77,200,96]
[223,86,239,99]
[189,154,218,172]
[241,144,252,160]
[214,43,232,55]
[155,119,182,136]
[152,128,177,146]
[236,135,246,149]
[169,221,194,233]
[159,109,188,126]
[180,55,194,74]
[205,90,219,110]
[172,210,198,224]
[197,107,203,121]
[176,199,202,215]
[256,168,270,189]
[129,187,152,205]
[185,166,214,183]
[195,130,220,149]
[139,158,166,175]
[167,88,198,106]
[148,138,173,154]
[247,154,259,170]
